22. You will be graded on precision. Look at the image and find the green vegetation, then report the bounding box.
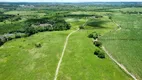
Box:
[0,2,141,80]
[94,49,105,58]
[94,41,102,47]
[57,30,131,80]
[5,11,46,16]
[24,17,71,35]
[0,31,70,80]
[88,32,99,39]
[0,17,71,46]
[100,10,142,79]
[85,16,116,30]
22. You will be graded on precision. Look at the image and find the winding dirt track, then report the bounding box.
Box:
[102,46,137,80]
[101,19,137,80]
[53,18,136,80]
[54,18,88,80]
[112,19,122,31]
[53,28,79,80]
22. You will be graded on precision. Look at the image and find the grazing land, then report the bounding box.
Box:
[57,30,131,80]
[0,2,142,80]
[100,12,142,80]
[0,31,70,80]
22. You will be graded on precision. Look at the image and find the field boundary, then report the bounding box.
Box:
[102,46,137,80]
[100,19,137,80]
[101,19,138,80]
[53,28,79,80]
[111,19,122,31]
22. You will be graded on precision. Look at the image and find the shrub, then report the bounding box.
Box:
[94,41,102,47]
[25,26,38,36]
[94,49,105,59]
[35,43,42,48]
[0,37,3,45]
[94,49,100,55]
[15,33,27,38]
[0,36,7,45]
[15,34,21,38]
[79,25,84,29]
[88,32,98,39]
[46,25,54,31]
[88,33,93,38]
[3,34,15,41]
[98,51,105,58]
[108,16,112,20]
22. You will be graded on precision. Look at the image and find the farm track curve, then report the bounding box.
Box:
[101,20,137,80]
[53,28,79,80]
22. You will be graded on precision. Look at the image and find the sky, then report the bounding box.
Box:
[0,0,142,2]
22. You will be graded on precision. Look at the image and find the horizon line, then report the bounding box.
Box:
[0,1,142,3]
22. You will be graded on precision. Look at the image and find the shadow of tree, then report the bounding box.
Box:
[87,20,109,28]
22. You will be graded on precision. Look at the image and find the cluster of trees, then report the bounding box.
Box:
[0,3,19,11]
[0,14,15,22]
[0,17,71,46]
[94,41,102,47]
[88,32,99,39]
[24,17,71,36]
[94,49,105,58]
[120,11,142,14]
[0,33,27,45]
[88,32,105,59]
[89,32,102,47]
[65,14,103,18]
[65,14,95,18]
[24,24,53,36]
[11,17,22,22]
[79,25,85,29]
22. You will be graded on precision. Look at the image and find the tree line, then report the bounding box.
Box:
[0,17,71,46]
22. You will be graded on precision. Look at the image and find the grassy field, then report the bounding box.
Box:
[4,11,46,16]
[57,16,132,80]
[57,30,132,80]
[0,31,70,80]
[0,21,24,34]
[1,3,141,80]
[85,16,116,29]
[120,7,142,12]
[0,15,133,80]
[65,18,86,30]
[100,13,142,79]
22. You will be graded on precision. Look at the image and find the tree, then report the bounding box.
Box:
[98,51,105,58]
[0,38,3,45]
[88,32,98,39]
[94,41,102,47]
[35,43,41,48]
[25,26,37,36]
[94,49,105,59]
[0,36,7,45]
[79,25,84,29]
[109,16,112,20]
[94,49,100,55]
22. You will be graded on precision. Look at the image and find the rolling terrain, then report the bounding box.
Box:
[100,13,142,80]
[0,2,142,80]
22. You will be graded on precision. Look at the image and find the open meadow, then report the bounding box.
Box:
[0,2,142,80]
[100,12,142,79]
[0,31,70,80]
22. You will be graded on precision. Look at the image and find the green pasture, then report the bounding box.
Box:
[0,31,70,80]
[4,11,46,16]
[100,13,142,79]
[57,30,132,80]
[0,21,24,34]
